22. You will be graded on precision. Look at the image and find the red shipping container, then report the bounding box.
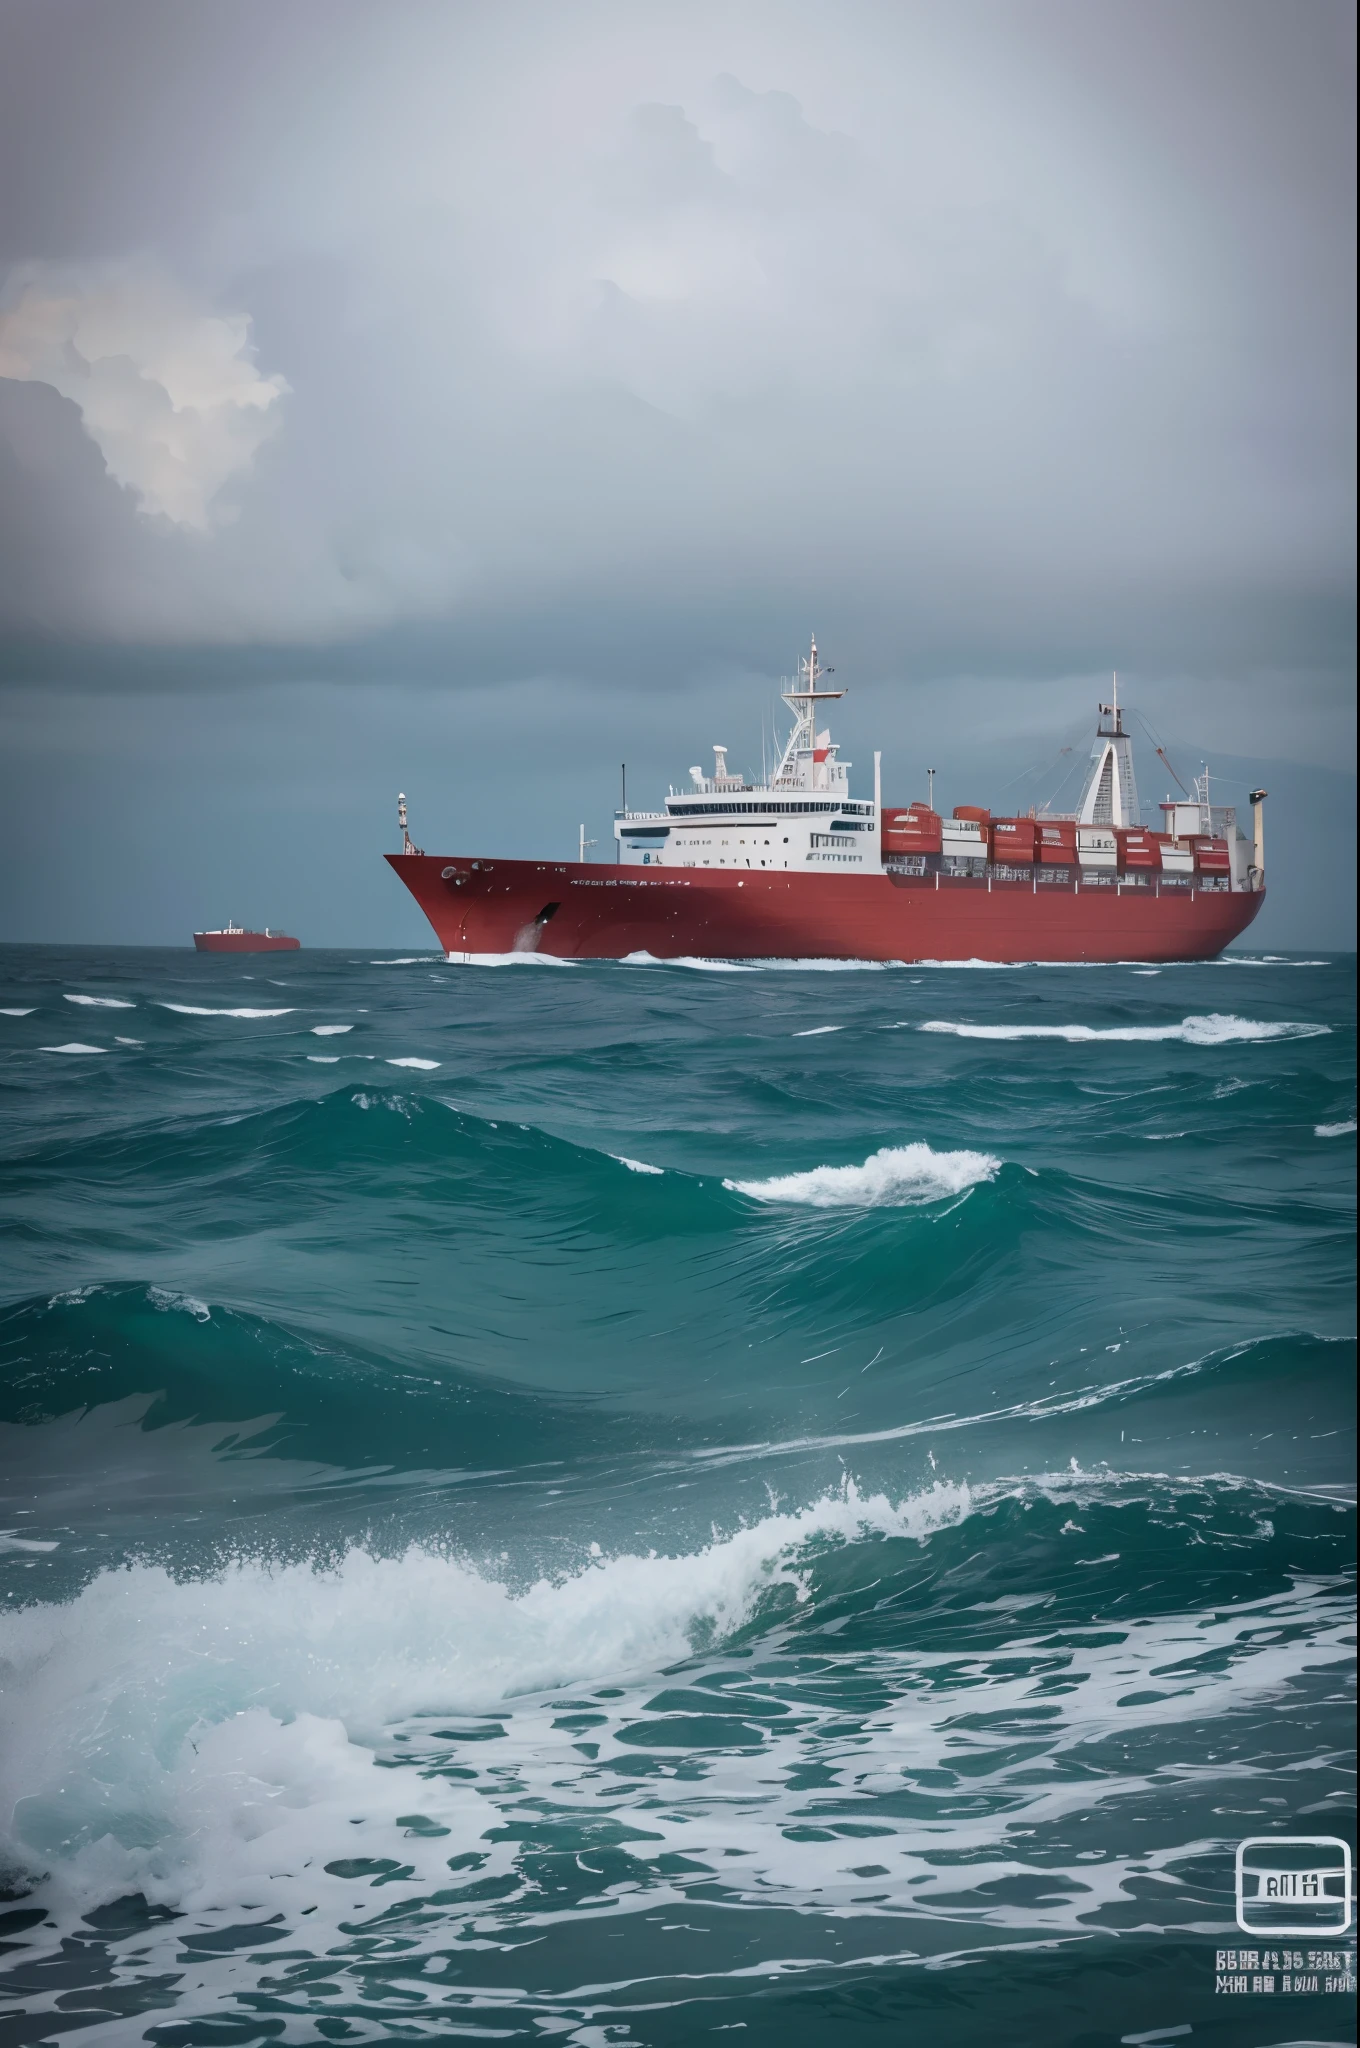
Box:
[991,818,1037,861]
[882,805,941,855]
[1036,821,1077,864]
[1192,836,1231,875]
[952,805,992,824]
[1116,829,1161,870]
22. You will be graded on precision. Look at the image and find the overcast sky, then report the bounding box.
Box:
[0,0,1354,944]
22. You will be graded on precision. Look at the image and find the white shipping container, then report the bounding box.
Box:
[1077,826,1117,868]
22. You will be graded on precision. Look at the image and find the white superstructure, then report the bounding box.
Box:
[613,638,883,873]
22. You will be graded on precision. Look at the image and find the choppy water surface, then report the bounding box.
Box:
[0,945,1354,2047]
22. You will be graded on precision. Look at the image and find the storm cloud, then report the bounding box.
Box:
[0,0,1353,942]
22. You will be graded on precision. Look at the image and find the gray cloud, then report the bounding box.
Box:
[0,0,1352,945]
[0,0,1352,670]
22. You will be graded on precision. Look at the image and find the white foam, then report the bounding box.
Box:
[307,1055,341,1063]
[1316,1119,1357,1138]
[918,1013,1329,1045]
[385,1056,440,1070]
[369,956,442,965]
[311,1024,352,1036]
[63,994,135,1008]
[114,1037,143,1046]
[157,1004,294,1018]
[621,953,898,972]
[444,952,572,967]
[146,1286,211,1321]
[622,952,755,971]
[1,1007,35,1016]
[793,1025,844,1036]
[0,1480,968,1915]
[612,1154,664,1174]
[38,1042,106,1055]
[725,1141,1001,1208]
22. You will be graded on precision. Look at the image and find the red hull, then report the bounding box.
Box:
[386,856,1265,963]
[193,932,301,953]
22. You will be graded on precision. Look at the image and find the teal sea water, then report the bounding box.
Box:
[0,944,1354,2047]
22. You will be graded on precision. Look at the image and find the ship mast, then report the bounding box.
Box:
[774,633,846,787]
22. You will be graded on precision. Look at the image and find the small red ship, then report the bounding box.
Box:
[386,642,1267,965]
[193,923,300,954]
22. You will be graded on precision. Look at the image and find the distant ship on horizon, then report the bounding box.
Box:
[193,923,300,954]
[385,637,1268,964]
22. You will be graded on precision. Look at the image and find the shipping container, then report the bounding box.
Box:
[1037,820,1078,865]
[1077,826,1118,868]
[1117,829,1161,870]
[1192,836,1231,876]
[882,804,942,856]
[1157,839,1195,877]
[992,818,1038,862]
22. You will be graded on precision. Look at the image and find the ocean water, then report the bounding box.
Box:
[0,943,1353,2048]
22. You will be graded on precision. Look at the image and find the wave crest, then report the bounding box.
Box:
[0,1479,968,1909]
[725,1142,1001,1208]
[919,1013,1329,1045]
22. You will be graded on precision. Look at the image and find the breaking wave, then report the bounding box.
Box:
[725,1142,1002,1208]
[0,1480,970,1910]
[918,1013,1330,1045]
[157,1004,295,1018]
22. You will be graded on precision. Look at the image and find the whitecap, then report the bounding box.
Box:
[63,994,135,1008]
[369,957,443,965]
[114,1037,143,1047]
[146,1286,211,1321]
[157,1004,294,1018]
[612,1155,664,1174]
[793,1025,844,1036]
[38,1042,106,1055]
[311,1025,352,1035]
[386,1057,440,1070]
[446,951,573,967]
[0,1477,968,1914]
[621,953,755,972]
[308,1055,341,1063]
[1315,1119,1356,1138]
[918,1014,1329,1046]
[725,1141,1001,1208]
[0,1008,35,1016]
[621,953,894,972]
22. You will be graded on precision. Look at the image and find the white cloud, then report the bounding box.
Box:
[0,263,287,529]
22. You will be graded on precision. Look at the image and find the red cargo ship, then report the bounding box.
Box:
[193,924,300,953]
[386,642,1267,964]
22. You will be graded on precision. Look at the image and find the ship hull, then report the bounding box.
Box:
[193,932,301,953]
[386,856,1265,963]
